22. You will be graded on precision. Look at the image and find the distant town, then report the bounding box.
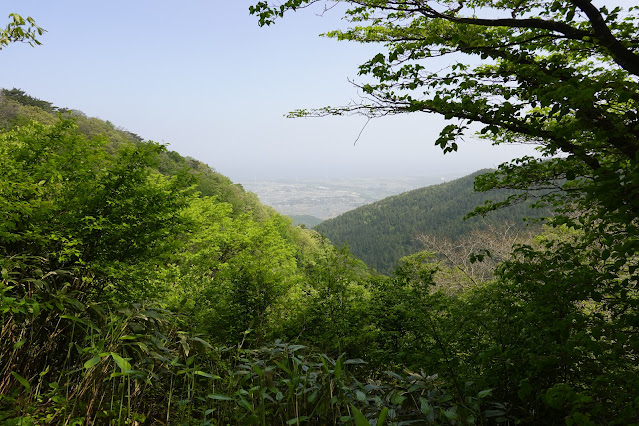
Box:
[241,175,458,220]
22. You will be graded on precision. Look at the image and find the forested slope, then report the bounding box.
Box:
[0,89,264,216]
[315,170,545,274]
[0,89,380,423]
[2,86,637,425]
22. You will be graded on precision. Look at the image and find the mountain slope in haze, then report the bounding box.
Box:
[0,88,368,339]
[0,88,269,219]
[290,214,324,227]
[315,170,546,274]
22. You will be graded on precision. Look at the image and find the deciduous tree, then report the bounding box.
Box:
[251,1,639,421]
[250,1,639,225]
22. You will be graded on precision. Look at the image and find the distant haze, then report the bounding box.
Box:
[2,1,538,182]
[242,175,459,219]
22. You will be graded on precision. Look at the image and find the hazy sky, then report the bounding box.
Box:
[2,1,538,181]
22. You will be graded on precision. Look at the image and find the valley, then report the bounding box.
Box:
[241,175,459,220]
[3,0,638,421]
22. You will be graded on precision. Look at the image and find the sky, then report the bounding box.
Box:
[1,1,539,182]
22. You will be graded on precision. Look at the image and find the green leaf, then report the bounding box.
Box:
[485,409,506,417]
[84,356,102,369]
[118,335,137,341]
[444,409,458,420]
[238,397,252,410]
[286,417,310,424]
[391,392,406,405]
[39,366,50,377]
[350,405,370,426]
[477,389,493,398]
[252,364,263,376]
[377,407,389,425]
[334,356,342,380]
[207,393,233,401]
[618,91,632,103]
[11,371,31,393]
[194,370,217,378]
[420,397,431,415]
[111,353,131,372]
[274,360,291,375]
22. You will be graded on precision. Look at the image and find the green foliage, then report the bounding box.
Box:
[251,1,639,422]
[154,149,257,213]
[0,14,44,50]
[5,9,639,415]
[0,119,193,302]
[275,239,372,356]
[205,341,485,425]
[0,87,273,219]
[165,196,300,344]
[0,88,55,113]
[316,170,544,274]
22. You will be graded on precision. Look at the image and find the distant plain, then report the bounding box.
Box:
[242,174,462,219]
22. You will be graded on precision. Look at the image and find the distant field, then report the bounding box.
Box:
[241,175,460,219]
[289,215,324,227]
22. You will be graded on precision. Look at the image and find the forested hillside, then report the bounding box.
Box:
[4,0,639,422]
[315,171,545,274]
[3,85,637,425]
[0,89,377,423]
[0,88,261,214]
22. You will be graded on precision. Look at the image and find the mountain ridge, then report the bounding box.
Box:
[315,169,546,274]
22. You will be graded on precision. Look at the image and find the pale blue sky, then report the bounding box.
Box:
[2,1,537,181]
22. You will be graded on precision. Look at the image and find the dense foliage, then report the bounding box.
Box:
[315,170,544,274]
[0,91,496,424]
[2,88,637,424]
[249,0,639,423]
[3,0,639,421]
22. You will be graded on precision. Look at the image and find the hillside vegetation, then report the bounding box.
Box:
[315,171,545,274]
[1,87,638,425]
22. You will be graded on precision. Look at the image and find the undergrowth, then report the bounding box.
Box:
[1,257,497,425]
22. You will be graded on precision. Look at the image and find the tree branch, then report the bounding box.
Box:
[570,0,639,76]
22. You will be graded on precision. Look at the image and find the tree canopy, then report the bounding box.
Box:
[250,1,639,421]
[250,1,639,220]
[2,4,639,422]
[315,169,545,274]
[250,0,639,311]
